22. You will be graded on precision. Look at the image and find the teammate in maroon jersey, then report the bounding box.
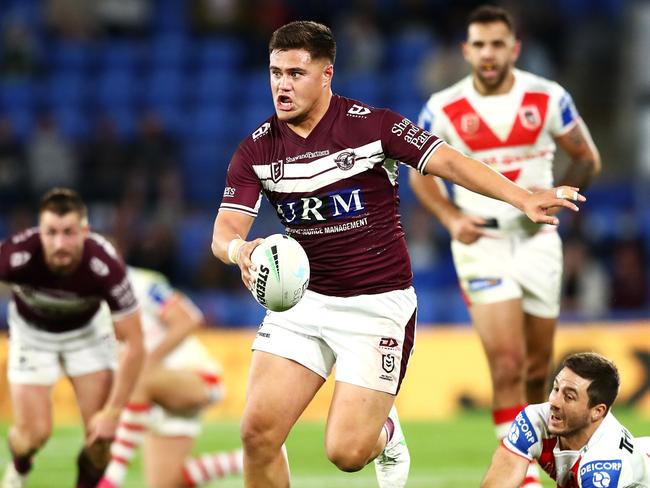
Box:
[211,21,584,488]
[409,6,601,486]
[0,188,144,488]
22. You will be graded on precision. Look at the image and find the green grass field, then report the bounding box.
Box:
[1,409,647,487]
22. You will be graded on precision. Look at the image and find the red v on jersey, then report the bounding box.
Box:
[443,92,550,181]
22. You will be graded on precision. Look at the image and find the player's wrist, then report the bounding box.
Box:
[227,238,245,265]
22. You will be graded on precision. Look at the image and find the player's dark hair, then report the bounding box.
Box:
[562,352,620,411]
[467,5,516,34]
[269,21,336,64]
[39,187,88,220]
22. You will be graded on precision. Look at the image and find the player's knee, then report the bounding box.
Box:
[11,421,51,451]
[326,445,369,472]
[491,351,525,386]
[240,416,283,459]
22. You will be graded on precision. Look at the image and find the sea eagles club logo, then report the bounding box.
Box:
[271,159,284,182]
[334,151,356,170]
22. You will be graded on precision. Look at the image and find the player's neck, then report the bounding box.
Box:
[557,421,602,452]
[473,70,515,96]
[286,90,333,138]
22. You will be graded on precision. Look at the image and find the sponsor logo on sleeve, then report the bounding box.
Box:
[148,282,172,305]
[347,104,371,117]
[579,460,622,488]
[391,118,434,150]
[90,257,109,277]
[224,187,236,198]
[559,92,578,127]
[507,410,538,455]
[9,251,31,268]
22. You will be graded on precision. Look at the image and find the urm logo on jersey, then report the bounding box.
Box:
[276,187,366,224]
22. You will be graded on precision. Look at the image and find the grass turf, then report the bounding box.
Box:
[1,409,646,487]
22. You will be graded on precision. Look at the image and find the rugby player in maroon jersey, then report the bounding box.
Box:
[1,188,144,488]
[211,21,583,488]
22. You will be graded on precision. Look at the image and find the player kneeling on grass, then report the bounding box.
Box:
[481,352,650,488]
[98,267,242,488]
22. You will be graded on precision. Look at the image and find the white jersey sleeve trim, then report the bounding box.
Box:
[218,204,259,217]
[417,139,446,174]
[553,116,582,138]
[111,303,140,322]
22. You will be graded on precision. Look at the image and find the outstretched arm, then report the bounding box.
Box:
[481,445,530,488]
[555,119,601,190]
[423,143,585,225]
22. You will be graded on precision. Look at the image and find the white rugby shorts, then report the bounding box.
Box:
[252,287,417,395]
[451,228,562,318]
[7,302,118,385]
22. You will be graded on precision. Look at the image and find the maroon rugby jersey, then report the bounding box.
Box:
[219,95,445,296]
[0,228,138,332]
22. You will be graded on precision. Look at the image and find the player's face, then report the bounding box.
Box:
[547,367,595,437]
[39,210,89,275]
[463,21,520,93]
[269,48,333,126]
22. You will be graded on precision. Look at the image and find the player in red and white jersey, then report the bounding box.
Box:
[99,267,242,488]
[0,188,144,488]
[409,6,602,486]
[211,21,584,488]
[483,352,650,488]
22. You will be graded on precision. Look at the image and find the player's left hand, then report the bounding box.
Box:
[522,186,585,225]
[87,407,121,444]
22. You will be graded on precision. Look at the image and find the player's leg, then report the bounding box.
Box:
[143,368,221,413]
[325,383,394,469]
[241,350,325,488]
[2,384,54,488]
[322,288,416,488]
[69,369,114,488]
[523,314,556,403]
[2,322,61,488]
[142,434,194,488]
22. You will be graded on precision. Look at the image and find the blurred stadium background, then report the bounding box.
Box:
[1,0,649,486]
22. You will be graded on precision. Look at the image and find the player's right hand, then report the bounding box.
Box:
[87,407,121,444]
[522,186,585,225]
[235,238,265,291]
[449,215,487,244]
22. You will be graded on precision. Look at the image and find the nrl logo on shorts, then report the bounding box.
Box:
[460,113,480,135]
[381,354,395,373]
[334,151,356,171]
[519,105,541,130]
[270,159,284,182]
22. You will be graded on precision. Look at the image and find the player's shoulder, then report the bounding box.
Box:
[83,233,127,279]
[235,113,277,158]
[0,227,40,270]
[336,94,382,118]
[423,76,472,112]
[516,69,567,96]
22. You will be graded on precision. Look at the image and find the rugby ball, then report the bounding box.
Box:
[250,234,310,312]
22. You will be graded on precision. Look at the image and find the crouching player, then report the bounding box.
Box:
[99,267,242,488]
[482,352,650,487]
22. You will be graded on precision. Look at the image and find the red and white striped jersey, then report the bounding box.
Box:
[419,69,580,225]
[503,403,650,487]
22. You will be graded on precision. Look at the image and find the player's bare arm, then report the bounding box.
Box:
[408,171,487,244]
[89,311,144,443]
[555,119,602,189]
[481,445,530,488]
[145,293,204,366]
[212,210,263,289]
[424,143,585,225]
